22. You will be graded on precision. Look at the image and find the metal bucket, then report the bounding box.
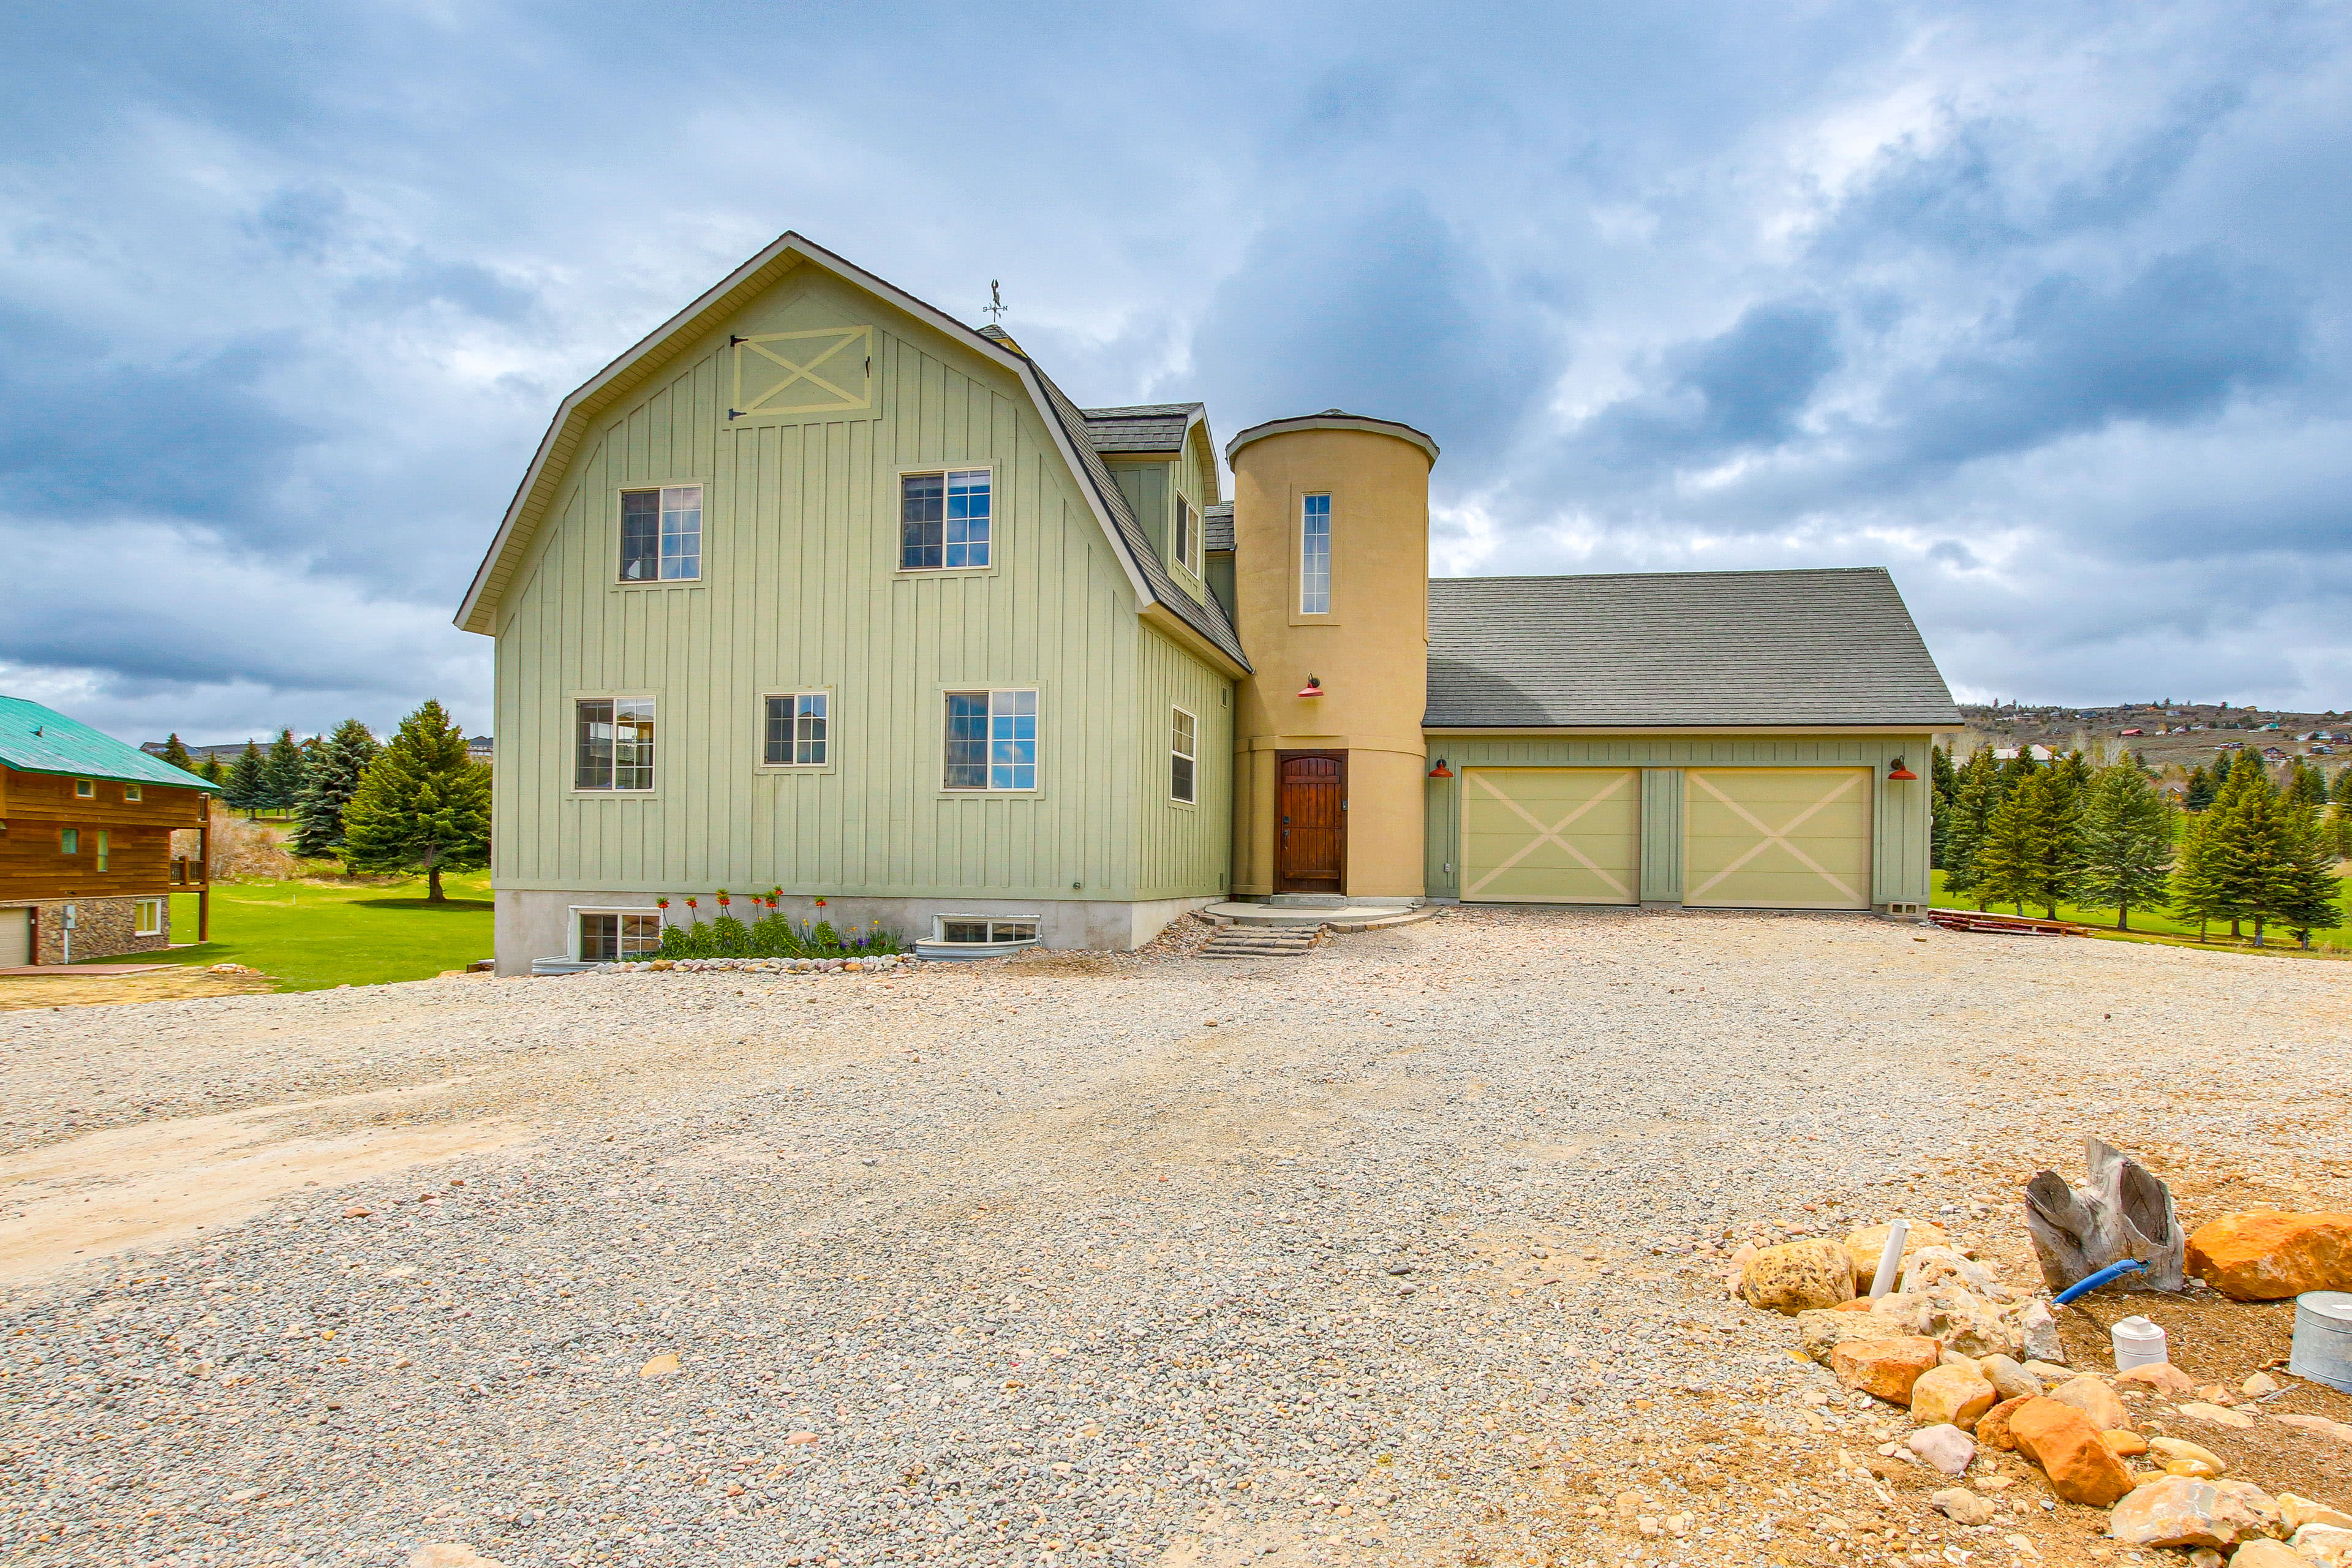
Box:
[2291,1291,2352,1393]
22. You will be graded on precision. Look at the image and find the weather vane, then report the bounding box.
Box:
[985,280,1006,325]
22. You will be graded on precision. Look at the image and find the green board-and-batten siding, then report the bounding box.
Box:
[490,262,1232,903]
[1422,734,1936,907]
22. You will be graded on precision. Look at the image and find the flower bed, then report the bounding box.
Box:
[596,954,914,976]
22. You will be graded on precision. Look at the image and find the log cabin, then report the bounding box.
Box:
[0,696,215,966]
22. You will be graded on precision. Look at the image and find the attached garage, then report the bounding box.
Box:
[1683,767,1872,910]
[1458,767,1638,904]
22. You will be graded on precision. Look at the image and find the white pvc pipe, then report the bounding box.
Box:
[1869,1217,1910,1298]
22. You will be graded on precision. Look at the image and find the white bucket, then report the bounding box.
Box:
[2112,1315,2168,1371]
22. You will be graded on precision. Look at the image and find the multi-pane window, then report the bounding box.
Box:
[575,698,656,791]
[619,484,703,582]
[901,470,990,570]
[1170,707,1197,803]
[579,911,663,962]
[1300,493,1332,614]
[135,899,162,936]
[763,692,829,766]
[1175,498,1197,573]
[944,689,1036,790]
[935,917,1039,946]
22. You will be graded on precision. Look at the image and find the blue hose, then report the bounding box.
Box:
[2054,1258,2145,1305]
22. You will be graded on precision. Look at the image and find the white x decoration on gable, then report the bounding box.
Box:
[729,325,873,418]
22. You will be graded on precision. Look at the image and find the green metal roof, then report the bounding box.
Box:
[0,695,217,792]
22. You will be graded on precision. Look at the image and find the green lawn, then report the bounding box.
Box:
[1930,868,2352,955]
[135,871,496,992]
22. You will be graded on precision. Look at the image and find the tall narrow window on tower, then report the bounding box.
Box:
[1299,493,1332,614]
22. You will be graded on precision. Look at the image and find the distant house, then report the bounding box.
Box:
[467,736,494,764]
[1993,745,2056,761]
[2119,728,2144,736]
[2,697,215,966]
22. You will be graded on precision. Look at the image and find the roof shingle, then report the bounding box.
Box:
[1425,568,1961,729]
[1204,502,1234,554]
[1,696,216,790]
[1080,403,1200,453]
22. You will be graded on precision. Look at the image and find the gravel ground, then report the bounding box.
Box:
[2,907,2348,1568]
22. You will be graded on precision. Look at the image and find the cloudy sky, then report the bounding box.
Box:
[4,0,2348,744]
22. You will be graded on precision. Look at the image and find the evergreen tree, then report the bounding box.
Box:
[340,700,491,902]
[160,733,193,771]
[2171,810,2228,941]
[2201,767,2290,943]
[197,753,225,785]
[263,728,307,813]
[2321,802,2352,863]
[290,719,382,860]
[1976,770,2075,918]
[1929,744,1958,870]
[223,740,268,818]
[2184,764,2216,812]
[2075,763,2176,930]
[2333,765,2352,808]
[2286,758,2329,812]
[1941,747,2003,908]
[2271,804,2345,950]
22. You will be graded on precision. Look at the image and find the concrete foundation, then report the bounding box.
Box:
[492,889,1217,976]
[0,896,171,966]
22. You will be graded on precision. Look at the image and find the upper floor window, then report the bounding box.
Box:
[902,470,990,570]
[74,778,94,798]
[764,692,829,767]
[576,698,655,791]
[1170,707,1197,803]
[1300,493,1332,614]
[123,783,141,802]
[944,689,1036,791]
[620,485,702,582]
[1174,497,1197,574]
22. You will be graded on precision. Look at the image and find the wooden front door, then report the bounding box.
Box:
[1276,752,1346,893]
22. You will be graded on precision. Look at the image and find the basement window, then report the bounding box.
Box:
[578,910,663,962]
[135,899,162,936]
[932,917,1039,948]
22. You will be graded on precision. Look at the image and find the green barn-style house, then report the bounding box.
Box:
[458,235,1959,971]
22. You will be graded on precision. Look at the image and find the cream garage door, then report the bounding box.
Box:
[1684,767,1871,910]
[0,908,28,968]
[1460,768,1639,904]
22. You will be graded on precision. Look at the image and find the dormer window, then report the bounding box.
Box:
[1174,497,1197,574]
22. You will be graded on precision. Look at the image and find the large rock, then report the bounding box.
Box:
[2229,1541,2309,1568]
[1741,1238,1857,1314]
[2282,1498,2352,1533]
[2116,1362,2198,1396]
[1844,1220,1953,1291]
[1917,1286,2026,1359]
[1911,1364,1999,1430]
[1977,1395,2034,1451]
[2010,1398,2135,1506]
[2105,1477,2283,1549]
[1978,1354,2043,1401]
[2051,1374,2133,1431]
[1901,1245,2011,1301]
[2018,1298,2064,1363]
[1830,1337,1942,1403]
[1798,1304,1919,1362]
[2293,1525,2352,1568]
[1909,1424,1977,1476]
[2185,1212,2352,1300]
[2147,1437,2226,1479]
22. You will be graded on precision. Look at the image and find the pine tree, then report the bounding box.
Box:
[2075,764,2176,930]
[340,700,491,902]
[2270,804,2345,950]
[2320,802,2352,863]
[160,733,193,771]
[1977,770,2074,918]
[2184,764,2216,812]
[2286,759,2329,812]
[197,753,225,785]
[1941,748,2002,908]
[263,728,307,813]
[2170,810,2227,941]
[1929,744,1958,870]
[2333,765,2352,808]
[290,719,382,861]
[223,741,268,818]
[2202,767,2291,944]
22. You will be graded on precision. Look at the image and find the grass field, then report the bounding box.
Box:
[134,872,496,992]
[1930,867,2352,955]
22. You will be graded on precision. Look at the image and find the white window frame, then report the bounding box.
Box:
[898,466,995,573]
[1299,493,1332,616]
[123,783,142,802]
[74,778,94,799]
[134,898,163,936]
[573,697,657,793]
[1174,496,1199,575]
[943,688,1038,792]
[929,914,1041,948]
[570,905,666,962]
[1170,706,1198,804]
[617,483,704,584]
[760,690,832,769]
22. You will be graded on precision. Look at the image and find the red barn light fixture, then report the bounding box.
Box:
[1428,758,1453,778]
[1297,676,1324,698]
[1886,757,1918,780]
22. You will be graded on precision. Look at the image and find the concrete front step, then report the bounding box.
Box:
[1201,900,1416,928]
[1198,933,1317,959]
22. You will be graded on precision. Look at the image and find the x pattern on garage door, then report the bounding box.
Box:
[1684,767,1870,910]
[1461,768,1638,904]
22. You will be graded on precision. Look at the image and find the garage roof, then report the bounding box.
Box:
[1426,568,1961,729]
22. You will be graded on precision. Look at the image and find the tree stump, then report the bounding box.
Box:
[2024,1135,2185,1293]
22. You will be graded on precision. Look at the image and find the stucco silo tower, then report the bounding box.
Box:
[1226,410,1438,900]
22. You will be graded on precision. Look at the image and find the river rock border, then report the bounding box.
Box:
[595,955,914,976]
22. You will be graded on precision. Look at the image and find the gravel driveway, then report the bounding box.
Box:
[2,907,2347,1568]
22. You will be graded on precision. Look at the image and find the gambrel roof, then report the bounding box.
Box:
[455,233,1247,674]
[1425,568,1962,729]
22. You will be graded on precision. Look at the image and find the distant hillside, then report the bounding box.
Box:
[1956,701,2348,777]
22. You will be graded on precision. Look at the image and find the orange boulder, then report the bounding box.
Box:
[1830,1337,1943,1402]
[2185,1212,2352,1300]
[2008,1397,2135,1506]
